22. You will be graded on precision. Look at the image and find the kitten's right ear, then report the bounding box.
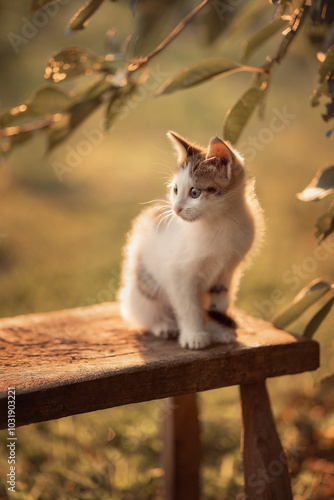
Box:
[167,131,203,164]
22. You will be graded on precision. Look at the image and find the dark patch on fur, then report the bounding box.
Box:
[182,151,245,193]
[205,187,219,195]
[208,310,237,329]
[209,284,228,294]
[137,260,160,300]
[179,153,203,170]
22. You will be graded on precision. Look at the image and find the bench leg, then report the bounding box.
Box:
[240,381,293,500]
[163,393,201,500]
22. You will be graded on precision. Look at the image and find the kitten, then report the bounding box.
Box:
[118,131,264,349]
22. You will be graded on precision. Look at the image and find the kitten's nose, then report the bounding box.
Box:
[174,207,182,215]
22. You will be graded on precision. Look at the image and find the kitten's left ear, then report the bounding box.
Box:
[167,131,203,164]
[206,137,233,179]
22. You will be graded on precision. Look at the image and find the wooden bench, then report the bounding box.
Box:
[0,302,319,499]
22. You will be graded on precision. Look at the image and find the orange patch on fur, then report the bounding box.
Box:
[206,142,230,161]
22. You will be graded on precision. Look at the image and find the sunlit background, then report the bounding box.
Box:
[1,1,334,498]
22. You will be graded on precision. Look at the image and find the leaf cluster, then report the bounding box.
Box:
[273,279,334,338]
[0,0,332,159]
[272,160,334,338]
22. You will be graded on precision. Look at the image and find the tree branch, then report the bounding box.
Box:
[128,0,212,72]
[265,0,310,71]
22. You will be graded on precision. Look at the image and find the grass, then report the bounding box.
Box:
[1,1,334,498]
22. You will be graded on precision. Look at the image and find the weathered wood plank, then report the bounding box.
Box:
[163,394,201,500]
[240,381,293,500]
[0,303,319,428]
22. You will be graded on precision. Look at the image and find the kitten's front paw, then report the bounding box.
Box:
[179,330,211,350]
[205,320,236,344]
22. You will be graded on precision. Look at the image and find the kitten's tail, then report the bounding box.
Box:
[207,310,237,329]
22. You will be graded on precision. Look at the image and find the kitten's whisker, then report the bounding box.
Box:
[155,210,170,222]
[155,169,174,179]
[156,210,174,231]
[153,162,173,170]
[156,207,173,220]
[156,208,173,221]
[140,198,168,206]
[165,214,175,231]
[152,162,174,177]
[164,177,175,188]
[151,145,170,156]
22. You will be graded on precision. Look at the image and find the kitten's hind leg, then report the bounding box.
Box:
[119,283,178,339]
[205,319,236,344]
[151,319,179,340]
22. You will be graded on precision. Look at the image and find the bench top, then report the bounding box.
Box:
[0,302,319,428]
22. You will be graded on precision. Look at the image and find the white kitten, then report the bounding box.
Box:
[118,132,264,349]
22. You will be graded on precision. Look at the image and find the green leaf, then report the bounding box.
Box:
[311,80,334,107]
[70,97,101,129]
[297,165,334,201]
[0,86,73,127]
[48,113,71,151]
[156,58,260,96]
[0,120,51,156]
[83,78,113,99]
[28,86,73,114]
[273,279,332,330]
[30,0,62,14]
[227,1,269,40]
[8,130,35,149]
[242,18,289,62]
[319,45,334,83]
[224,87,263,144]
[0,108,29,128]
[70,74,115,101]
[201,0,244,45]
[69,0,105,32]
[105,83,137,129]
[303,294,334,338]
[44,48,104,83]
[315,202,334,241]
[48,97,101,151]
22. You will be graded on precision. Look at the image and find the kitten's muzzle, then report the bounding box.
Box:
[174,206,183,215]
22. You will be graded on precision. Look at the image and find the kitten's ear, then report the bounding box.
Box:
[167,131,203,164]
[206,137,233,179]
[206,137,231,162]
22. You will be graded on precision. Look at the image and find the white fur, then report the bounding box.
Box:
[118,143,264,349]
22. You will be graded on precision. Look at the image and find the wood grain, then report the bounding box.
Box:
[0,302,319,428]
[163,394,200,500]
[240,381,293,500]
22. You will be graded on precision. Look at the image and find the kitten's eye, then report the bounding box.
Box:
[174,185,178,195]
[190,187,201,199]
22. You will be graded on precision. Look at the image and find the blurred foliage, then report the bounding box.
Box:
[273,279,334,338]
[1,0,334,158]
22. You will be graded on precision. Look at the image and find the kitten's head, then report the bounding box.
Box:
[167,131,246,222]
